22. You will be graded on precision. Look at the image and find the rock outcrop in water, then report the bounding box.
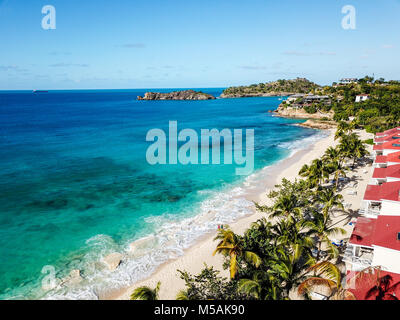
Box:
[137,90,216,100]
[298,119,337,130]
[103,253,123,271]
[274,105,334,120]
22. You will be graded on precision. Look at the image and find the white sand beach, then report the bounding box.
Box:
[113,128,374,300]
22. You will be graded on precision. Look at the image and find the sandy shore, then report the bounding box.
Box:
[113,128,374,300]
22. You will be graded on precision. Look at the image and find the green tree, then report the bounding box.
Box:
[213,228,262,279]
[130,281,161,300]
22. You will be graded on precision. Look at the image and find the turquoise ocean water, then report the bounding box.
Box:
[0,89,325,299]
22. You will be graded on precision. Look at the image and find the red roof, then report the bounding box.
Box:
[373,216,400,251]
[374,155,387,164]
[373,144,384,151]
[363,181,400,202]
[373,168,386,179]
[373,164,400,179]
[346,270,400,300]
[387,151,400,163]
[379,140,400,151]
[364,184,383,201]
[375,133,400,143]
[349,217,377,247]
[376,127,400,137]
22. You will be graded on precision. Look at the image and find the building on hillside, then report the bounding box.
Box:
[355,94,370,103]
[303,95,331,104]
[340,78,358,84]
[287,94,331,108]
[286,94,305,103]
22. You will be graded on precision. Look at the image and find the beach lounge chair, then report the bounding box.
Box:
[310,292,328,300]
[332,239,344,247]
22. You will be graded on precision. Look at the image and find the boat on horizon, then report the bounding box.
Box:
[32,90,48,94]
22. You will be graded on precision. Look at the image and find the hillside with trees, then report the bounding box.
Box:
[320,77,400,133]
[221,78,321,98]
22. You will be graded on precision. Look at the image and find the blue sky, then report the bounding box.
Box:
[0,0,399,89]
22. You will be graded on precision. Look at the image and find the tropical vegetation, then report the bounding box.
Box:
[130,124,371,300]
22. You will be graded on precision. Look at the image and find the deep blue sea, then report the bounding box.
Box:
[0,88,324,299]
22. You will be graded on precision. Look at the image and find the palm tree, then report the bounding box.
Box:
[314,188,344,217]
[304,211,346,260]
[297,261,342,299]
[323,146,340,163]
[238,277,262,299]
[299,159,330,188]
[176,289,189,300]
[323,146,348,188]
[213,228,262,279]
[351,136,369,168]
[338,133,369,168]
[130,281,161,300]
[329,160,348,189]
[335,121,354,140]
[338,134,353,160]
[267,244,311,298]
[250,217,273,234]
[272,218,314,250]
[269,194,302,220]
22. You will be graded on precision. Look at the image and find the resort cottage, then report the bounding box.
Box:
[340,78,358,84]
[344,125,400,286]
[355,94,370,103]
[360,181,400,218]
[373,151,400,168]
[345,216,400,274]
[373,140,400,157]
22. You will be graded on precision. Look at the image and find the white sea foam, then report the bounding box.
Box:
[42,130,328,300]
[278,130,329,155]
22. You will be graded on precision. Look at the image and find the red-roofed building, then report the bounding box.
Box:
[373,155,387,168]
[374,132,400,145]
[349,217,377,247]
[372,164,400,184]
[345,216,400,274]
[345,126,400,278]
[373,140,400,157]
[371,216,400,273]
[344,218,376,271]
[387,151,400,166]
[346,269,400,300]
[375,127,400,138]
[361,181,400,218]
[373,151,400,168]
